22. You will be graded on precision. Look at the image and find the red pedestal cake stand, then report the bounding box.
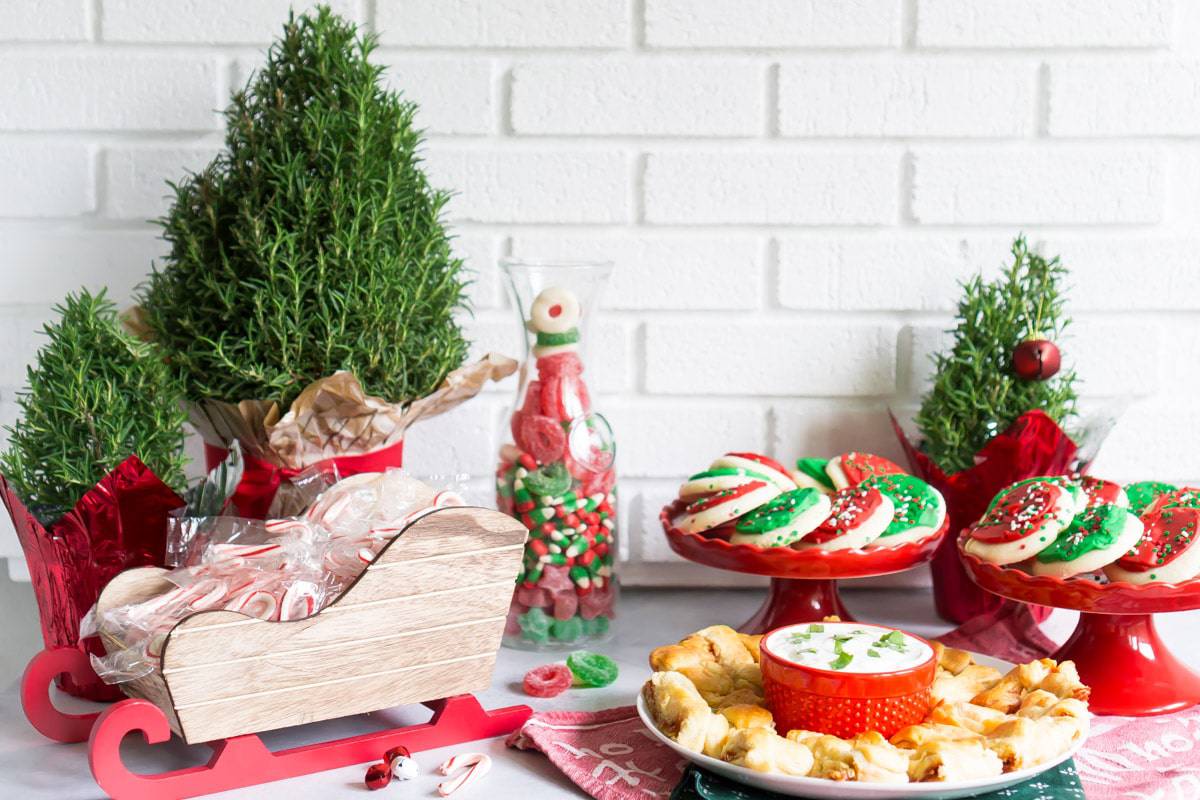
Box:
[959,532,1200,716]
[660,500,949,634]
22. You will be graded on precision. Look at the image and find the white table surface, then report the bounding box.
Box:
[3,586,1199,799]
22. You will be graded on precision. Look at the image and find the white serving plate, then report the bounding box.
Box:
[636,654,1087,799]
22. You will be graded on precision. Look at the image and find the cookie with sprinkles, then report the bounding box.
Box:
[964,479,1077,565]
[709,452,797,493]
[861,473,947,546]
[986,476,1086,515]
[1123,480,1176,516]
[825,451,907,491]
[797,484,895,551]
[788,457,835,493]
[1143,486,1200,516]
[1076,475,1128,509]
[1032,504,1143,578]
[729,488,832,548]
[675,480,781,535]
[1105,506,1200,584]
[678,466,775,500]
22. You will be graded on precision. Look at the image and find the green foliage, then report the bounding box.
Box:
[138,6,469,408]
[1,290,187,522]
[915,236,1078,474]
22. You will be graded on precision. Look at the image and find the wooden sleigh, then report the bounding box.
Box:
[21,506,532,799]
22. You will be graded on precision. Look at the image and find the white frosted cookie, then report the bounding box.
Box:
[1032,504,1144,578]
[797,485,895,551]
[964,480,1077,565]
[729,488,832,548]
[861,474,948,546]
[710,452,797,493]
[675,480,781,535]
[679,467,774,501]
[824,451,907,490]
[1105,506,1200,584]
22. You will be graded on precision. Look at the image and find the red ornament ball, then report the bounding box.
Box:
[1011,339,1061,381]
[365,762,392,790]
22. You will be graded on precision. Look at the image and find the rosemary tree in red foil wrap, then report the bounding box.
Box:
[0,291,185,699]
[896,237,1081,623]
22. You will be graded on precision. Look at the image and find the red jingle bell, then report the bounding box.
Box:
[365,762,392,790]
[1011,338,1061,381]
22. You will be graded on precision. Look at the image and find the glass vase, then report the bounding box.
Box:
[497,260,617,650]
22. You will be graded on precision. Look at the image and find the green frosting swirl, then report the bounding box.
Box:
[862,474,941,537]
[736,488,823,534]
[793,457,834,490]
[1123,481,1176,515]
[1036,504,1128,563]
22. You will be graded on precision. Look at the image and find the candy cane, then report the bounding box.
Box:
[436,753,491,797]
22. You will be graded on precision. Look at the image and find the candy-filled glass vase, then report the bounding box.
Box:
[497,260,617,650]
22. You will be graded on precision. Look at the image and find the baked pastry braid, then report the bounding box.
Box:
[931,641,974,676]
[889,722,983,749]
[642,671,729,757]
[785,730,909,783]
[738,633,762,663]
[721,728,814,776]
[932,664,1004,705]
[908,739,1004,782]
[986,714,1085,771]
[786,731,856,781]
[650,625,764,708]
[929,701,1010,734]
[971,659,1055,712]
[720,703,774,731]
[1036,660,1090,702]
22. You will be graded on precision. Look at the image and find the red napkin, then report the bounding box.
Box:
[508,607,1200,799]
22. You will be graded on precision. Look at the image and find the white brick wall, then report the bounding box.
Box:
[1,0,1199,586]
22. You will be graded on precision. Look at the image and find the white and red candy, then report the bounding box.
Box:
[437,753,492,797]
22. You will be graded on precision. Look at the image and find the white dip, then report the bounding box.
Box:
[765,622,932,673]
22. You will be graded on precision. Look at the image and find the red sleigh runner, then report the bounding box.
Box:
[20,506,532,799]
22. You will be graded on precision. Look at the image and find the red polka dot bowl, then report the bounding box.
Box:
[759,622,936,739]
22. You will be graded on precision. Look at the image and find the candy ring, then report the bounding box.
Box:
[518,414,567,464]
[566,650,618,687]
[1033,504,1143,579]
[523,663,573,697]
[529,287,580,334]
[437,753,492,797]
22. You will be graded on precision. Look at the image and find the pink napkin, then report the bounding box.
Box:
[507,607,1200,799]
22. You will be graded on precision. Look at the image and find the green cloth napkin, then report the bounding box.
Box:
[670,760,1086,800]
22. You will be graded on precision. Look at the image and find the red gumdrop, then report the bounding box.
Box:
[552,591,579,620]
[519,414,567,464]
[537,564,574,593]
[579,587,614,620]
[516,585,550,608]
[537,352,584,378]
[505,612,523,636]
[523,663,573,698]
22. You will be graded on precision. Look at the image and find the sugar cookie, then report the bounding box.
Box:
[675,480,781,535]
[679,467,774,501]
[730,488,832,548]
[799,485,895,551]
[710,453,797,493]
[861,474,947,546]
[1076,476,1128,509]
[964,480,1076,565]
[1032,504,1144,578]
[825,451,907,491]
[788,457,835,493]
[1123,481,1176,515]
[1106,506,1200,584]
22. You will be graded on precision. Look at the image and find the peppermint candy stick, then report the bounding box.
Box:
[437,753,492,796]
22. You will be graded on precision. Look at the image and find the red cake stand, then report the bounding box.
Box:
[959,532,1200,716]
[660,500,949,634]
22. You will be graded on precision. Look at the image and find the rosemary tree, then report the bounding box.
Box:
[1,290,187,522]
[915,236,1078,474]
[138,6,469,408]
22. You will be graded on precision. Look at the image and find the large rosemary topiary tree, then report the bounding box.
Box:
[1,290,187,522]
[915,236,1078,474]
[138,6,469,408]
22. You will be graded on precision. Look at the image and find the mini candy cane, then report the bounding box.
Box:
[436,753,491,797]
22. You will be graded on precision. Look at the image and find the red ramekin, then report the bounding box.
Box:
[759,622,937,739]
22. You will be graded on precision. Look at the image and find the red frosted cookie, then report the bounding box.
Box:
[1106,506,1200,584]
[675,480,781,534]
[1077,475,1128,509]
[964,479,1076,565]
[799,485,895,551]
[825,452,907,490]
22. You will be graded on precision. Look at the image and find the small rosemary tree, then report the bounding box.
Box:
[1,290,187,522]
[915,237,1078,474]
[138,6,469,408]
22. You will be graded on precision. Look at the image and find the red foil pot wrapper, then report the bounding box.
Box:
[760,623,937,739]
[1,455,184,701]
[891,409,1078,624]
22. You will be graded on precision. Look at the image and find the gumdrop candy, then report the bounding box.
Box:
[537,565,574,593]
[551,591,578,621]
[523,663,573,697]
[579,586,614,620]
[583,615,610,637]
[551,616,584,642]
[518,607,552,636]
[515,585,549,608]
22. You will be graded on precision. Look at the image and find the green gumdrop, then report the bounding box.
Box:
[551,616,584,642]
[522,626,550,644]
[584,615,610,637]
[519,607,551,634]
[567,650,618,687]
